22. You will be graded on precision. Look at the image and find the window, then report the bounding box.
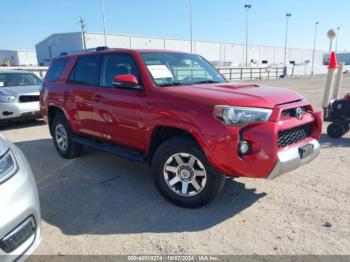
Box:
[70,55,99,86]
[141,52,226,87]
[0,72,42,87]
[100,54,140,87]
[46,58,68,82]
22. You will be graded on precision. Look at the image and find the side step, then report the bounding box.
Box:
[73,136,147,162]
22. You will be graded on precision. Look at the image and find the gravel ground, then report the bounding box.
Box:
[2,75,350,255]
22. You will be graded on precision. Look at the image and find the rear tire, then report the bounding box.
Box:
[52,114,83,159]
[151,138,225,208]
[327,122,346,138]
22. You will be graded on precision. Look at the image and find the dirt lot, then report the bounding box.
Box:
[2,75,350,255]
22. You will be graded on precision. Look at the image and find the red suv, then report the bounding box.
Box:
[40,48,322,207]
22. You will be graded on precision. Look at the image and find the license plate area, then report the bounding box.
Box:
[298,144,314,159]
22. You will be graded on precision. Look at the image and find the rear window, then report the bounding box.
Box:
[69,55,99,86]
[46,58,69,82]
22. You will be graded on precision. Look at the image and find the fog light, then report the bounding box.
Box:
[238,140,250,155]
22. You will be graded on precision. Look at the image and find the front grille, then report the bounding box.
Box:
[0,217,36,253]
[278,124,312,148]
[281,106,307,118]
[19,95,40,103]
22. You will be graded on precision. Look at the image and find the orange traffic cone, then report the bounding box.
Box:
[328,51,338,69]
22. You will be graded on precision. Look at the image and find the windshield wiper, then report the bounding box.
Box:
[191,80,221,84]
[158,82,182,87]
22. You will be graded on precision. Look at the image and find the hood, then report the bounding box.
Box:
[0,85,41,97]
[160,83,304,108]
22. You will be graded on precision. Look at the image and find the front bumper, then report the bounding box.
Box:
[267,139,320,179]
[0,144,41,261]
[0,102,40,120]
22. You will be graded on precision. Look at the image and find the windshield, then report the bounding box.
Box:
[0,72,42,88]
[141,52,226,87]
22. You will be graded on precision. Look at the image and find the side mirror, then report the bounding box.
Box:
[112,74,140,89]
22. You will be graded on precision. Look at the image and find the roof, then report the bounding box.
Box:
[0,69,33,74]
[57,48,191,59]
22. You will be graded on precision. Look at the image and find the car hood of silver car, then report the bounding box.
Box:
[0,85,41,97]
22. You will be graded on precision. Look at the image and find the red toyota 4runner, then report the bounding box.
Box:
[40,48,322,207]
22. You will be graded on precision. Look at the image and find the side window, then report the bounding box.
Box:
[100,54,141,87]
[69,55,99,86]
[46,58,69,82]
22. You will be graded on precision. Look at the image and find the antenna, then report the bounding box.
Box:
[80,17,87,50]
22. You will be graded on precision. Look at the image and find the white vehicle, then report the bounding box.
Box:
[0,71,42,128]
[0,134,41,261]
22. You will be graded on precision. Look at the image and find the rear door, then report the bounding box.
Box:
[66,55,101,137]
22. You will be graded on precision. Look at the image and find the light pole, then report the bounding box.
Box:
[244,4,252,66]
[335,26,340,52]
[100,0,107,46]
[189,0,193,53]
[328,29,336,52]
[311,21,319,76]
[283,13,292,69]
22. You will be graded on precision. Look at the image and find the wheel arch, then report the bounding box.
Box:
[147,123,212,166]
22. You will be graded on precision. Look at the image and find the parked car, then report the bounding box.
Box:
[40,48,322,207]
[0,134,41,261]
[0,70,42,128]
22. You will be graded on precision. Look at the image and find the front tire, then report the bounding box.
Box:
[151,138,225,208]
[52,114,83,159]
[327,122,346,138]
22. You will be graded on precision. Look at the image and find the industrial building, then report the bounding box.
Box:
[0,49,37,66]
[35,32,324,67]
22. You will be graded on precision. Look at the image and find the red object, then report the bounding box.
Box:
[40,49,322,179]
[113,74,139,87]
[345,93,350,101]
[328,51,338,69]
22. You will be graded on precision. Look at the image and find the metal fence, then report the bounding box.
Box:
[217,67,285,81]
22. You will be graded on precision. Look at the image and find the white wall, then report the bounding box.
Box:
[36,32,83,65]
[35,32,324,68]
[0,50,37,66]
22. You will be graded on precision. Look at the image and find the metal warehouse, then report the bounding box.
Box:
[0,49,37,66]
[35,32,323,67]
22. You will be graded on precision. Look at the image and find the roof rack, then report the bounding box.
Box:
[96,46,109,51]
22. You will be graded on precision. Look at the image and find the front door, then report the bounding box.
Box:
[92,53,146,150]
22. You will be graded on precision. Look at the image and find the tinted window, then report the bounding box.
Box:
[100,54,140,87]
[70,55,99,86]
[46,58,68,82]
[0,72,42,87]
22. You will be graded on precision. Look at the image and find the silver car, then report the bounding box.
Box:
[0,134,41,261]
[0,71,42,127]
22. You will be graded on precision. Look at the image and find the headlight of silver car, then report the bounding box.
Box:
[0,150,17,184]
[214,106,272,126]
[0,95,16,103]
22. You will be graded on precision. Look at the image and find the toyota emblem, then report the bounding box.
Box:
[295,107,303,119]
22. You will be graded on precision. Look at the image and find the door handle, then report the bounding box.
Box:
[92,94,104,103]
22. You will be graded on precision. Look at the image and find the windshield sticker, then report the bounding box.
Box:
[147,65,173,79]
[0,82,4,87]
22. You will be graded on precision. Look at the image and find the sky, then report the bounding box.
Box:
[0,0,349,51]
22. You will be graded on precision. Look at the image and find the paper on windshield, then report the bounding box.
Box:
[147,65,173,79]
[0,82,4,87]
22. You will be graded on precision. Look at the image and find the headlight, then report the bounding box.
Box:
[0,150,17,184]
[0,95,16,103]
[214,106,272,126]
